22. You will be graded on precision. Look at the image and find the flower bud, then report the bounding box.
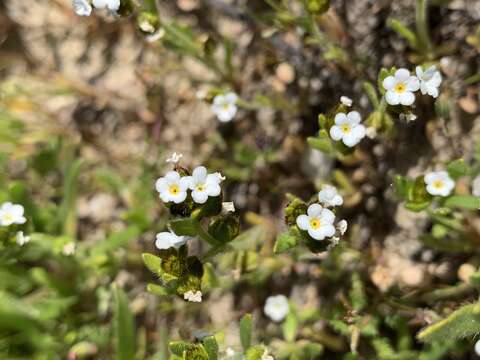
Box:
[307,0,330,14]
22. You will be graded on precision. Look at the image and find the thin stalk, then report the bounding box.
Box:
[416,0,434,58]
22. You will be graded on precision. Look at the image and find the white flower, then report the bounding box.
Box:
[155,231,188,250]
[155,171,190,204]
[424,171,455,197]
[63,242,76,256]
[15,231,31,246]
[183,166,222,204]
[261,350,274,360]
[92,0,120,12]
[329,111,366,147]
[475,339,480,356]
[264,294,289,322]
[225,348,236,357]
[72,0,92,16]
[0,202,27,226]
[472,175,480,197]
[340,96,353,107]
[416,66,442,98]
[296,204,336,240]
[383,68,420,106]
[211,92,238,122]
[337,219,348,235]
[221,201,236,214]
[318,185,343,207]
[166,152,183,164]
[184,290,202,302]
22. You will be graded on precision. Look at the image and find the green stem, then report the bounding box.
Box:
[416,0,433,58]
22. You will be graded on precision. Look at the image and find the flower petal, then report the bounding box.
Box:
[399,91,415,106]
[334,112,348,125]
[164,171,180,183]
[347,111,361,125]
[307,203,323,217]
[320,208,335,224]
[385,91,400,105]
[382,76,396,90]
[192,166,207,183]
[329,125,343,141]
[406,76,420,92]
[192,190,209,204]
[395,68,410,81]
[296,215,310,230]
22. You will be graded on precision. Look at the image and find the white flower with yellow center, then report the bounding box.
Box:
[183,290,202,302]
[383,68,420,106]
[72,0,92,16]
[155,231,189,250]
[0,202,27,226]
[155,171,190,204]
[318,185,343,207]
[264,294,289,322]
[424,171,455,197]
[296,204,335,240]
[92,0,120,12]
[329,111,366,147]
[16,231,31,246]
[416,65,442,98]
[183,166,223,204]
[211,92,238,122]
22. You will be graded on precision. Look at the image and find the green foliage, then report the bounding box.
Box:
[113,286,136,360]
[240,313,253,351]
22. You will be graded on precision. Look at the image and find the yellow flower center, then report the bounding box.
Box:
[169,184,180,195]
[310,218,321,229]
[2,214,13,223]
[433,180,444,189]
[196,184,206,192]
[341,124,351,133]
[394,83,406,93]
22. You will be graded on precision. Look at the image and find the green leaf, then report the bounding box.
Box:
[307,135,334,154]
[146,283,170,297]
[387,18,418,49]
[444,195,480,210]
[239,313,253,351]
[169,218,200,237]
[169,341,190,357]
[282,312,298,343]
[57,159,83,237]
[142,253,161,274]
[113,286,136,360]
[202,336,219,360]
[350,273,367,312]
[208,214,240,244]
[418,302,480,343]
[447,158,470,179]
[363,82,380,108]
[245,346,265,360]
[273,231,298,254]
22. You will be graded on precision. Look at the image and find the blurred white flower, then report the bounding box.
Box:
[184,290,202,302]
[383,69,420,106]
[424,171,455,197]
[63,242,76,256]
[296,204,336,240]
[195,89,207,100]
[340,96,353,107]
[72,0,92,16]
[318,185,343,207]
[0,202,27,226]
[472,175,480,197]
[166,152,183,164]
[155,231,188,250]
[329,111,366,147]
[416,66,442,98]
[261,349,274,360]
[225,348,235,357]
[183,166,223,204]
[337,219,348,235]
[92,0,120,12]
[211,92,238,122]
[15,231,31,246]
[264,294,289,322]
[155,171,190,204]
[475,339,480,356]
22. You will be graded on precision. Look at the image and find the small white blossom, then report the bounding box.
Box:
[340,96,353,107]
[92,0,120,12]
[63,242,76,256]
[400,112,418,122]
[383,68,420,106]
[155,171,190,204]
[329,111,366,147]
[72,0,92,16]
[475,339,480,356]
[225,348,235,357]
[416,65,442,98]
[472,175,480,197]
[264,294,289,322]
[337,219,348,235]
[195,89,207,100]
[0,202,27,226]
[166,152,183,164]
[184,290,202,302]
[211,92,238,122]
[366,127,377,139]
[424,171,455,197]
[183,166,222,204]
[155,231,189,250]
[296,204,336,240]
[221,201,236,214]
[318,185,343,207]
[261,350,274,360]
[15,231,31,246]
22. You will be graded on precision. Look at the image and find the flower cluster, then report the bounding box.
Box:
[296,185,347,242]
[383,66,442,106]
[72,0,120,17]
